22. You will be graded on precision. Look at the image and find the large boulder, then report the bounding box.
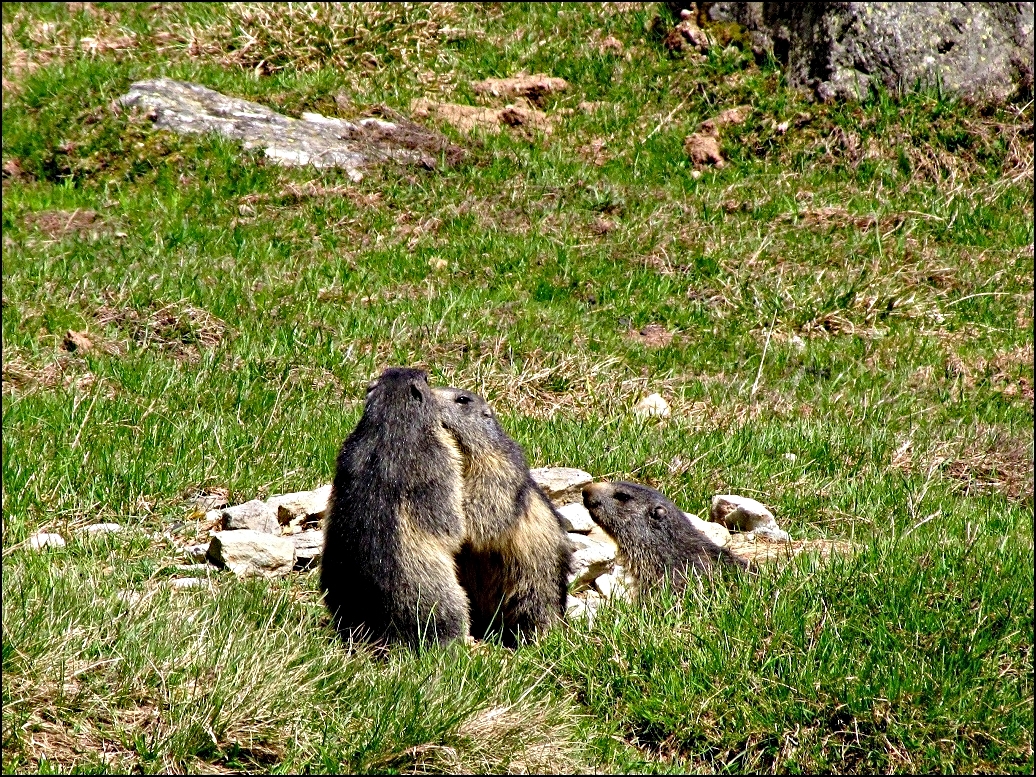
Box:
[700,2,1034,103]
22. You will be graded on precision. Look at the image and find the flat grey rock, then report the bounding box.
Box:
[221,499,279,534]
[710,495,790,543]
[556,502,595,533]
[292,529,324,570]
[530,467,594,505]
[119,79,462,181]
[207,530,295,578]
[268,484,332,525]
[567,532,616,589]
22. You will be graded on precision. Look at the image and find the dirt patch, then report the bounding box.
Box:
[684,133,725,168]
[94,300,228,360]
[471,73,568,105]
[627,324,675,348]
[411,98,553,136]
[22,209,108,240]
[2,352,110,396]
[777,206,905,232]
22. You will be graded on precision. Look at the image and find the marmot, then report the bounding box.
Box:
[582,480,750,594]
[433,385,573,647]
[321,367,470,648]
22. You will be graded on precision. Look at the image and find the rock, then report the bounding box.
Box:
[710,494,791,542]
[119,79,462,183]
[292,529,324,571]
[633,392,672,419]
[28,532,65,550]
[594,572,630,600]
[684,133,725,169]
[75,522,123,536]
[117,590,143,607]
[567,532,616,589]
[220,499,279,534]
[783,452,798,463]
[62,330,93,353]
[183,543,209,564]
[684,513,731,547]
[169,577,208,590]
[207,530,295,578]
[556,502,596,533]
[725,536,859,566]
[530,467,594,505]
[267,484,332,526]
[566,591,604,623]
[703,2,1034,103]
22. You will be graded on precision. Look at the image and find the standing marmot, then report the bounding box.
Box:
[321,367,470,648]
[433,386,573,647]
[582,480,750,594]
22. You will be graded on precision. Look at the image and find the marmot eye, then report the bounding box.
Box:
[455,395,472,405]
[613,491,632,503]
[651,505,667,520]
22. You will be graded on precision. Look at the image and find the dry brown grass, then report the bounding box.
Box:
[93,299,228,360]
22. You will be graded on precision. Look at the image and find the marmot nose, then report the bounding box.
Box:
[582,487,600,510]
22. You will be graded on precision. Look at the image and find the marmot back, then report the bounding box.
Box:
[582,480,749,594]
[321,367,469,648]
[433,386,572,647]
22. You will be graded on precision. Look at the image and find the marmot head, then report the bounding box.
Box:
[431,386,509,452]
[364,367,433,420]
[582,480,681,550]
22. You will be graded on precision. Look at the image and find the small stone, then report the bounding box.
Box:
[221,499,280,534]
[556,502,595,533]
[634,393,671,420]
[173,564,212,574]
[567,532,616,589]
[710,495,791,542]
[594,572,630,600]
[783,452,797,463]
[183,543,209,563]
[268,484,332,525]
[117,590,142,607]
[292,529,324,570]
[76,522,123,536]
[28,532,65,550]
[684,513,731,547]
[788,335,806,353]
[691,169,702,179]
[169,577,208,590]
[529,467,594,506]
[207,530,295,578]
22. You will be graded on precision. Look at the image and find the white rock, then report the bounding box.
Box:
[221,499,280,534]
[169,577,208,590]
[207,530,295,578]
[634,392,671,419]
[529,467,594,505]
[567,532,616,588]
[710,495,791,542]
[117,590,142,607]
[267,484,332,524]
[292,529,324,570]
[783,452,797,462]
[76,522,123,536]
[594,572,630,600]
[684,513,731,547]
[788,335,806,353]
[556,502,595,533]
[28,532,65,550]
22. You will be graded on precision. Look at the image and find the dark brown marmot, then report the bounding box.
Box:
[321,367,470,648]
[582,480,750,594]
[433,385,573,647]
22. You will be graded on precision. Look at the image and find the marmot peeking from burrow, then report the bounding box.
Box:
[321,367,470,648]
[582,480,750,594]
[433,385,573,647]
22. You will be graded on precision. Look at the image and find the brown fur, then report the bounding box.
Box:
[433,386,573,647]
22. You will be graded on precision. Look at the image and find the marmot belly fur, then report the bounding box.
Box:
[433,386,573,646]
[582,480,749,594]
[321,367,469,648]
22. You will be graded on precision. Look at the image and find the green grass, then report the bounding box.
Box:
[2,2,1033,773]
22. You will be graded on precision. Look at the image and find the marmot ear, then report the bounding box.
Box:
[410,383,424,402]
[651,504,667,521]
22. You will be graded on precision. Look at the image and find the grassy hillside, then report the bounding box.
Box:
[2,3,1032,773]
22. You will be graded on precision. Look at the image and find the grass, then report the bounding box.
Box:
[2,2,1033,773]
